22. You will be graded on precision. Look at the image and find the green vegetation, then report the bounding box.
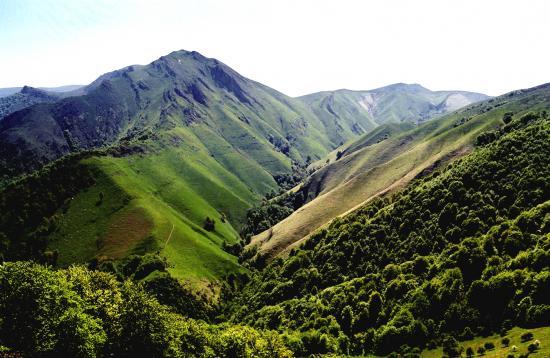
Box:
[249,83,550,262]
[0,49,548,357]
[0,261,292,357]
[225,113,550,356]
[422,326,550,357]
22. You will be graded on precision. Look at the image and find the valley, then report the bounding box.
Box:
[0,49,548,357]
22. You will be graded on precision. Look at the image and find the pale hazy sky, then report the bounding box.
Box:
[1,0,549,96]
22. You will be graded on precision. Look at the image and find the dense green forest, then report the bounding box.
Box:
[0,261,292,357]
[224,113,550,356]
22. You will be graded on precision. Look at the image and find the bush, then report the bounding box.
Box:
[0,261,294,357]
[527,343,538,353]
[466,346,474,357]
[442,336,462,357]
[477,346,486,355]
[503,112,514,124]
[204,217,215,231]
[502,337,510,347]
[484,341,495,350]
[520,332,533,342]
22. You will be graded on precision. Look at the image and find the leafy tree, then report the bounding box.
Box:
[442,336,462,357]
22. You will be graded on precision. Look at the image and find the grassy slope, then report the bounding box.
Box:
[421,326,550,358]
[298,90,379,142]
[250,86,550,261]
[47,126,282,286]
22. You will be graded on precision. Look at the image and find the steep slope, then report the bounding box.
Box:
[0,50,358,179]
[229,110,550,356]
[0,86,59,119]
[249,83,550,261]
[298,83,488,132]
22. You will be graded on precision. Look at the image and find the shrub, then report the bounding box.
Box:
[503,112,514,124]
[442,336,462,357]
[527,343,538,353]
[466,346,474,357]
[520,332,533,342]
[484,341,495,350]
[204,217,215,231]
[477,346,486,355]
[501,337,510,347]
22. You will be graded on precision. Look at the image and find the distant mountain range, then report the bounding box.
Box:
[0,85,83,98]
[299,83,488,130]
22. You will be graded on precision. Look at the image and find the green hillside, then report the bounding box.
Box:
[421,326,550,358]
[0,50,336,287]
[228,110,550,356]
[249,84,550,261]
[0,129,272,288]
[0,50,359,179]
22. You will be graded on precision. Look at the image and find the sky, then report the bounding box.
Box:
[0,0,549,96]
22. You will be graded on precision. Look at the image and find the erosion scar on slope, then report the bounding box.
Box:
[164,224,175,249]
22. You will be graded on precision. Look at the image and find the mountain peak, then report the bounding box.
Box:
[375,82,428,93]
[20,85,44,95]
[164,49,210,62]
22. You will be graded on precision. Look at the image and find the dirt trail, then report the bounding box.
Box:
[164,224,175,249]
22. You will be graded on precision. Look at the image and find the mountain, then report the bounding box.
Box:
[0,62,487,180]
[248,83,550,262]
[0,50,363,287]
[0,84,83,97]
[0,87,23,98]
[0,84,83,98]
[0,86,60,120]
[0,85,87,120]
[0,47,547,357]
[0,50,355,178]
[298,83,489,132]
[0,50,489,290]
